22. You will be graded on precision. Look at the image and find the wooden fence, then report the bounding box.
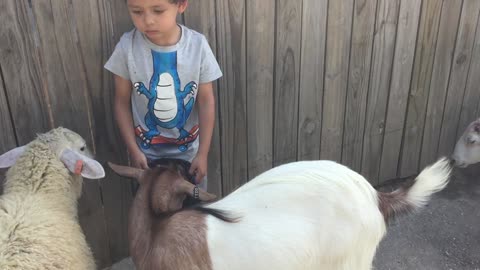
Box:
[1,0,480,268]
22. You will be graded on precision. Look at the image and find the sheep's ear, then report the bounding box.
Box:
[108,162,144,180]
[0,146,27,168]
[60,149,105,179]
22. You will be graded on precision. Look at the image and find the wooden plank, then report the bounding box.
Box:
[438,0,480,157]
[184,0,223,196]
[297,0,327,161]
[215,0,248,194]
[0,71,16,153]
[320,0,354,162]
[29,1,111,267]
[399,0,443,178]
[273,0,302,166]
[361,0,400,183]
[246,0,275,178]
[76,0,133,266]
[379,0,422,181]
[421,0,463,168]
[0,68,17,195]
[342,0,377,172]
[459,16,480,132]
[0,1,51,144]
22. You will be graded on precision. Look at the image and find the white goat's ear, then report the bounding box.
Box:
[0,146,27,168]
[60,149,105,179]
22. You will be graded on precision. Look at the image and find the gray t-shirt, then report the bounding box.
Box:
[105,25,222,161]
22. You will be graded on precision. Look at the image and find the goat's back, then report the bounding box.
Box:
[206,161,386,270]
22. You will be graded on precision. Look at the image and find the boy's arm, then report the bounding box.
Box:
[189,82,215,182]
[114,75,148,169]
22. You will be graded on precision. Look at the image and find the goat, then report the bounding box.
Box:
[109,157,451,270]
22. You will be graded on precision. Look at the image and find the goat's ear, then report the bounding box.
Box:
[178,180,217,202]
[0,146,27,169]
[60,149,105,179]
[108,162,144,181]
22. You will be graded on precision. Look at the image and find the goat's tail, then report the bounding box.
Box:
[378,157,452,223]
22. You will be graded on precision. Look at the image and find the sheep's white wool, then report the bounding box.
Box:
[0,127,99,270]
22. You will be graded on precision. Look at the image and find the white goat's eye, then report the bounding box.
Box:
[80,146,86,151]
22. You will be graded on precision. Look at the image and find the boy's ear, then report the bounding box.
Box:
[178,1,188,13]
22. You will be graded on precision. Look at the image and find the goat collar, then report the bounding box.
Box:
[193,185,200,200]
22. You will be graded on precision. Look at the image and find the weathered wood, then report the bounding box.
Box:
[0,70,16,153]
[399,0,443,178]
[361,0,400,183]
[297,0,328,161]
[421,0,463,168]
[76,0,134,266]
[0,67,16,195]
[458,13,480,136]
[321,0,355,162]
[379,0,422,182]
[29,1,111,267]
[438,0,480,157]
[342,0,377,172]
[0,0,51,144]
[246,0,275,178]
[273,0,302,166]
[184,0,223,196]
[215,0,248,194]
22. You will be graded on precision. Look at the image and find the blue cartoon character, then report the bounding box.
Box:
[134,50,199,152]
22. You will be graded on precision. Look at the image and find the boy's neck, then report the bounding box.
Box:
[145,24,182,47]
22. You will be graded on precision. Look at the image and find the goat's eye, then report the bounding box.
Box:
[80,146,85,151]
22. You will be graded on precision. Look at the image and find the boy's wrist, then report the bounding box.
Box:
[196,149,209,158]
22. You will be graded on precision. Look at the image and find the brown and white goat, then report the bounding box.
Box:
[109,157,451,270]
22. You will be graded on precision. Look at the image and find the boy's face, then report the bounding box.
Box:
[127,0,187,39]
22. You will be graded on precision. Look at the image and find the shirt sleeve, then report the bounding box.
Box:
[199,36,223,84]
[104,37,130,80]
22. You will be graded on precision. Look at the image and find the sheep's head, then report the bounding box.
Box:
[108,159,216,214]
[37,127,93,158]
[0,127,105,181]
[452,118,480,168]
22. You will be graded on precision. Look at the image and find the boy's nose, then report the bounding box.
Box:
[144,14,155,25]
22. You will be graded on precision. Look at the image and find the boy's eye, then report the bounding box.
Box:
[153,9,166,14]
[131,10,143,15]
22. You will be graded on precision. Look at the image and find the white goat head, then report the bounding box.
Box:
[452,118,480,168]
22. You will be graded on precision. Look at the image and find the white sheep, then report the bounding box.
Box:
[452,117,480,167]
[0,127,105,270]
[108,156,451,270]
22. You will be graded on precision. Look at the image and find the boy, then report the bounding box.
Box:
[104,0,222,188]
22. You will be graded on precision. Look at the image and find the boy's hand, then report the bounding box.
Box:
[189,153,208,184]
[131,149,148,169]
